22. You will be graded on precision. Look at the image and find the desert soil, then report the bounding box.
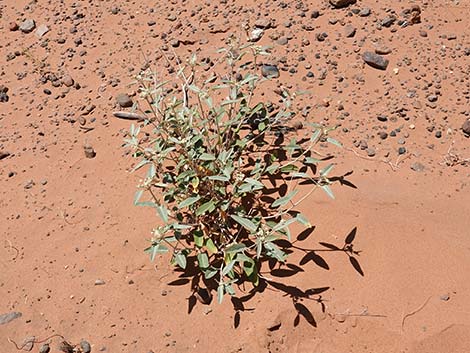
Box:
[1,0,470,352]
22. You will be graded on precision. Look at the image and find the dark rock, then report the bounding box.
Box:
[316,32,328,41]
[39,343,51,353]
[427,94,438,102]
[362,51,389,70]
[377,114,388,122]
[19,19,36,33]
[462,119,470,135]
[0,85,9,102]
[84,145,96,159]
[379,131,388,139]
[329,0,356,9]
[116,93,133,108]
[261,64,280,79]
[0,151,11,160]
[381,16,396,27]
[0,311,22,325]
[398,147,406,155]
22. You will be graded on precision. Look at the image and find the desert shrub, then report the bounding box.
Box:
[124,38,341,303]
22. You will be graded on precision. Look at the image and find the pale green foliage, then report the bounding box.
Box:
[124,38,341,304]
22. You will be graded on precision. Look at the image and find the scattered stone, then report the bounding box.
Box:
[39,343,51,353]
[254,18,272,29]
[58,341,74,353]
[80,340,92,353]
[267,318,282,331]
[411,162,425,172]
[113,111,146,121]
[19,19,36,33]
[261,64,280,78]
[379,131,388,140]
[462,119,470,135]
[398,147,406,155]
[116,93,133,108]
[359,8,371,17]
[22,336,35,351]
[344,24,356,38]
[381,16,396,27]
[84,145,96,159]
[362,51,389,70]
[35,24,50,38]
[410,5,421,24]
[0,85,9,102]
[329,0,356,9]
[375,46,392,55]
[61,75,74,87]
[377,114,388,122]
[24,180,35,189]
[366,148,376,157]
[94,279,105,285]
[9,22,19,31]
[0,311,22,325]
[427,95,438,103]
[440,294,450,301]
[0,151,11,160]
[249,28,264,42]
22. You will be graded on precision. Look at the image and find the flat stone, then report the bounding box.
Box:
[375,46,392,55]
[19,19,36,33]
[35,24,50,38]
[344,24,356,37]
[0,311,22,325]
[411,162,425,172]
[254,18,272,29]
[362,51,389,70]
[359,8,371,16]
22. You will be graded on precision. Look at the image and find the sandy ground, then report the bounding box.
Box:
[1,0,470,352]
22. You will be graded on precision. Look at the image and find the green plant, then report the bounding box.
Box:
[124,37,341,304]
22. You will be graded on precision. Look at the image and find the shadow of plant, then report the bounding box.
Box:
[169,225,362,328]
